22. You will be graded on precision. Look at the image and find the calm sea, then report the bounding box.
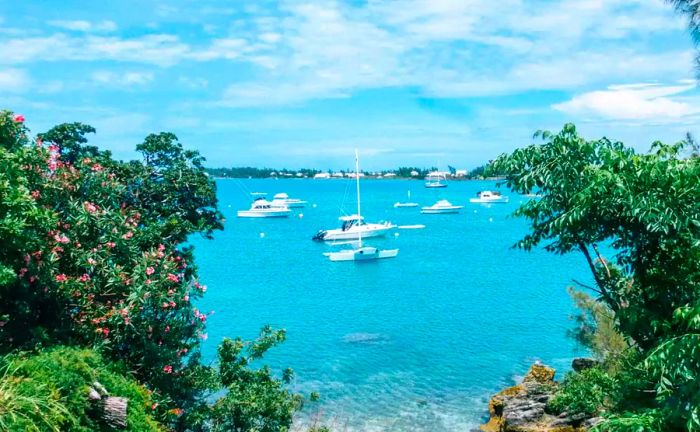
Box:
[189,178,590,431]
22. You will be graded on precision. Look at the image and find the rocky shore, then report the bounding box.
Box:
[479,360,602,432]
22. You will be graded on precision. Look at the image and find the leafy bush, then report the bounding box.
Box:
[548,367,618,416]
[0,347,161,431]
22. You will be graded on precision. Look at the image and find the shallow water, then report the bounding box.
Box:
[190,178,590,431]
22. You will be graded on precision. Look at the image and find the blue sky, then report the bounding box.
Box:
[1,0,699,170]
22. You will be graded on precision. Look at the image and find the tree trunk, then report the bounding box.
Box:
[101,396,128,429]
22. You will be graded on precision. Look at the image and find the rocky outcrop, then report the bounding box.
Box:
[480,362,600,432]
[571,358,600,373]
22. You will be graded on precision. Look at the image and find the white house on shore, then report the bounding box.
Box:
[383,172,397,178]
[313,173,331,179]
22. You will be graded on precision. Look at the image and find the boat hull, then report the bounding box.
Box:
[425,183,447,188]
[326,247,399,262]
[394,202,419,208]
[237,210,290,218]
[318,224,395,241]
[420,207,463,214]
[469,198,509,204]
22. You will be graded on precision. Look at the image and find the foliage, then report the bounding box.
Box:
[548,367,618,416]
[566,287,628,360]
[0,110,308,431]
[0,347,161,432]
[0,360,71,432]
[493,123,700,430]
[207,329,302,432]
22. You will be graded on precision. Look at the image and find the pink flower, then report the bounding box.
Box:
[55,274,68,282]
[106,241,116,248]
[53,234,70,244]
[122,231,133,240]
[151,403,158,410]
[13,114,25,123]
[199,333,208,341]
[146,267,155,275]
[91,163,103,172]
[30,190,40,199]
[169,301,176,308]
[145,279,152,285]
[18,267,27,277]
[164,325,170,333]
[163,365,173,374]
[87,258,96,265]
[79,273,90,282]
[162,302,169,309]
[183,295,189,302]
[84,201,98,213]
[167,274,179,283]
[102,328,110,337]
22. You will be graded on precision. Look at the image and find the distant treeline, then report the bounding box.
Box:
[206,165,502,179]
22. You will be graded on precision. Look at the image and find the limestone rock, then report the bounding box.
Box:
[480,362,596,432]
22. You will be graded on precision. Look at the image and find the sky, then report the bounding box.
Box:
[1,0,699,170]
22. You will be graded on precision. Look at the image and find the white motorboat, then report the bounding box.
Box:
[322,150,398,262]
[271,192,307,208]
[394,190,418,208]
[469,191,509,204]
[250,192,267,196]
[237,199,291,218]
[313,215,396,241]
[425,172,447,188]
[421,199,463,214]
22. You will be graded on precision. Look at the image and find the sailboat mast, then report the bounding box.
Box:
[355,149,362,248]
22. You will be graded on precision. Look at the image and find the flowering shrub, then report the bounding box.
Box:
[0,110,306,430]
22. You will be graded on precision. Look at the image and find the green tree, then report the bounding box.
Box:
[0,110,309,431]
[492,124,700,430]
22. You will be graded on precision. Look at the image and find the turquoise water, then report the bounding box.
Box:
[190,179,590,431]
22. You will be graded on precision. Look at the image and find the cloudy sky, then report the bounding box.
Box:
[1,0,698,170]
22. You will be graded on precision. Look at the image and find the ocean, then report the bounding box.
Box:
[189,178,591,431]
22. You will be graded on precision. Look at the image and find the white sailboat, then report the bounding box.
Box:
[394,190,419,208]
[324,151,399,262]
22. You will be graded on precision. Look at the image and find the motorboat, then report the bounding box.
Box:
[469,191,509,204]
[237,199,291,218]
[394,190,418,208]
[271,192,307,208]
[425,172,447,188]
[313,215,395,241]
[421,199,463,214]
[321,150,398,262]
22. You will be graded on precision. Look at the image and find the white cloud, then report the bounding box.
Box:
[0,68,30,93]
[92,71,154,86]
[552,81,700,122]
[48,20,117,33]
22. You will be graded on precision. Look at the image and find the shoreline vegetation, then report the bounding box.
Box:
[205,165,504,180]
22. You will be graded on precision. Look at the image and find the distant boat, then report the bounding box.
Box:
[237,199,291,218]
[271,192,307,208]
[323,150,398,262]
[425,172,447,188]
[250,192,267,196]
[469,191,509,204]
[394,190,418,208]
[421,199,463,214]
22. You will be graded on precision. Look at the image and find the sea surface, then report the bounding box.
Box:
[189,178,591,432]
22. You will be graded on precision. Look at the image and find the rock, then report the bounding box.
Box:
[571,358,600,373]
[480,362,596,432]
